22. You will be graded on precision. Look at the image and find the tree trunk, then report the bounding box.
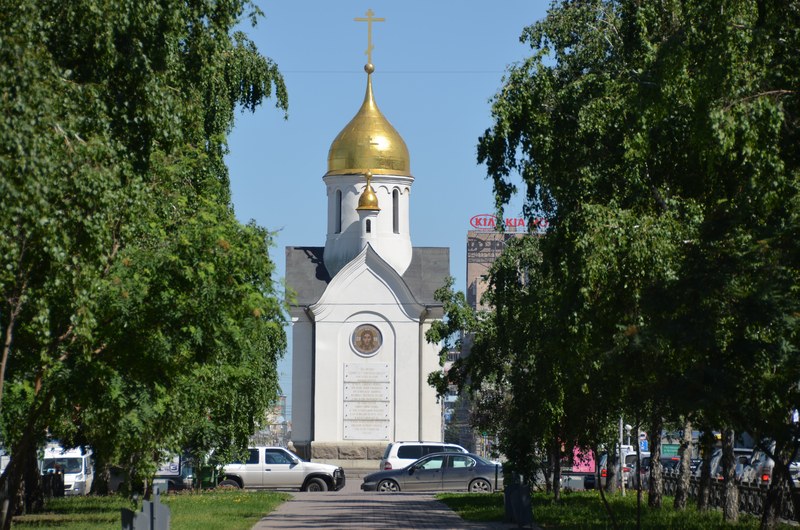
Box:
[635,425,643,529]
[22,444,43,514]
[0,281,26,412]
[543,454,553,494]
[0,447,26,530]
[552,442,562,502]
[648,416,664,508]
[91,459,111,495]
[673,418,692,510]
[0,402,50,530]
[605,442,618,494]
[721,428,739,522]
[761,443,791,529]
[598,472,620,530]
[697,430,713,512]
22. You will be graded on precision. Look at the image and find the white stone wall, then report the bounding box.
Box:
[290,311,314,445]
[309,248,442,447]
[323,173,413,277]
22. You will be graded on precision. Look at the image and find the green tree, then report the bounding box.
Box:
[476,1,798,526]
[0,0,287,521]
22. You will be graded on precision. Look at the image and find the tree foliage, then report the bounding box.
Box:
[432,1,799,525]
[0,0,288,516]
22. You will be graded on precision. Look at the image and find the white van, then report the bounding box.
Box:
[41,444,94,495]
[379,441,468,470]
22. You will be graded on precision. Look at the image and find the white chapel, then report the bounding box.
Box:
[286,12,448,467]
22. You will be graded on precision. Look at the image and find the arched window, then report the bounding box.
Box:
[335,190,342,233]
[392,189,399,234]
[366,219,372,233]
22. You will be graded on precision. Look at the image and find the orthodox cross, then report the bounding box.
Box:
[354,9,385,65]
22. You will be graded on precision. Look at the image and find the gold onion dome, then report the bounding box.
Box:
[357,171,380,211]
[326,64,411,177]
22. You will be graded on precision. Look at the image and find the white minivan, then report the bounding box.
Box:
[379,441,468,470]
[41,444,94,495]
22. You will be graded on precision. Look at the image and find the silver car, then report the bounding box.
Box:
[361,452,503,493]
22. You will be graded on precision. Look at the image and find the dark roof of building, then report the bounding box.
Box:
[285,246,449,307]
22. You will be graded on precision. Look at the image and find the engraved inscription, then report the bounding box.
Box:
[344,420,390,440]
[343,363,391,440]
[344,401,390,420]
[343,383,390,401]
[343,363,390,382]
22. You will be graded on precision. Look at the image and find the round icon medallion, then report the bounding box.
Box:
[352,324,381,355]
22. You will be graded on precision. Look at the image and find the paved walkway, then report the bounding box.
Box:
[250,490,515,529]
[251,469,534,530]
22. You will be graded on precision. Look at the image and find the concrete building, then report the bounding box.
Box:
[466,229,526,311]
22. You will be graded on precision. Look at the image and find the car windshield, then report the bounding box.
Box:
[43,457,83,474]
[284,449,304,462]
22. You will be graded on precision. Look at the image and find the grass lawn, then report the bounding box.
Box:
[438,490,796,529]
[12,490,290,530]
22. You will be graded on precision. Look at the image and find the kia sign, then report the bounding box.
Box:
[469,214,549,232]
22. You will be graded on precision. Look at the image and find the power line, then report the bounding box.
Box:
[281,70,508,75]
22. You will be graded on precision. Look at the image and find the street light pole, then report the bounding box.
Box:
[619,417,625,496]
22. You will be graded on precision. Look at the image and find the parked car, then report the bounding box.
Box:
[628,456,679,489]
[587,452,632,489]
[219,446,345,492]
[362,452,502,493]
[741,444,774,485]
[153,454,194,492]
[379,441,468,470]
[699,447,753,482]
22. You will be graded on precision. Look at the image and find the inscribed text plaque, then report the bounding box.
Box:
[343,382,390,402]
[344,401,390,420]
[343,420,390,440]
[343,363,390,383]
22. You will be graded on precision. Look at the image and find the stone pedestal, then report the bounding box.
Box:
[307,441,387,468]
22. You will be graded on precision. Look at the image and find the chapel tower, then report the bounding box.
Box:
[286,10,447,467]
[322,61,414,277]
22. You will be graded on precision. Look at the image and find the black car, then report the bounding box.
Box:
[361,452,503,493]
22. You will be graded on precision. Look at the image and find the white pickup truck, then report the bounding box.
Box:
[219,446,345,492]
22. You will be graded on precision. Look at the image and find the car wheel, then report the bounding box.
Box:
[377,479,400,493]
[469,478,492,493]
[304,477,328,492]
[218,479,241,489]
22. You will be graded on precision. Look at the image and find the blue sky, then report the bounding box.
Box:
[225,1,550,413]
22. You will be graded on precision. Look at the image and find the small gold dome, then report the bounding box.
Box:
[326,66,411,177]
[356,171,380,211]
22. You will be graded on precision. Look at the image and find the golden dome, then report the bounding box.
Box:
[326,65,411,177]
[356,171,380,211]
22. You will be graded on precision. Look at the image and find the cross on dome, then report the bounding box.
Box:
[354,9,385,67]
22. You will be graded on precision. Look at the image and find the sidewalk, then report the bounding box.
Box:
[250,491,513,529]
[251,469,535,530]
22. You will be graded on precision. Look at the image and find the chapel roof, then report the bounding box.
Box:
[285,246,448,307]
[325,63,411,177]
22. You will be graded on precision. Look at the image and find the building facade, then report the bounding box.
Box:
[286,40,448,467]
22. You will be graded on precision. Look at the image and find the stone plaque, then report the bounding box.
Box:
[343,363,391,440]
[343,420,390,440]
[344,401,390,420]
[343,382,390,401]
[343,363,390,383]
